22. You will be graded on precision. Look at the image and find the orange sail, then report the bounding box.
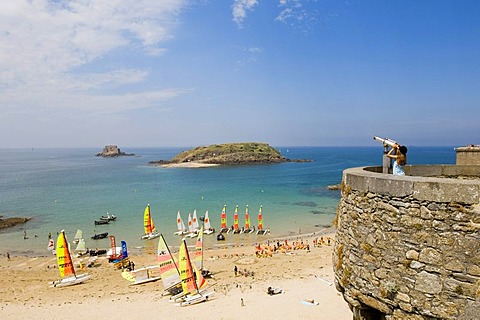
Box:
[56,230,75,279]
[179,239,198,295]
[233,205,239,231]
[220,205,227,229]
[258,205,263,230]
[245,205,250,230]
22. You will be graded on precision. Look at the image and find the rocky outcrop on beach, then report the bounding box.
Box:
[148,142,312,166]
[0,216,31,229]
[96,145,134,157]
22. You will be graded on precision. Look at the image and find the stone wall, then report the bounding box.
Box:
[333,166,480,319]
[456,146,480,166]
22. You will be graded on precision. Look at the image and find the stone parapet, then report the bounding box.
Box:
[334,165,480,319]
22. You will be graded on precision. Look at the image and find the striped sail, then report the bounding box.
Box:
[179,240,198,295]
[157,235,181,289]
[233,205,239,231]
[220,205,227,229]
[193,226,204,271]
[245,205,250,230]
[109,235,118,259]
[258,206,263,230]
[56,230,75,279]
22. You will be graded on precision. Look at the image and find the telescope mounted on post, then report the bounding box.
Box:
[373,136,398,173]
[373,136,397,148]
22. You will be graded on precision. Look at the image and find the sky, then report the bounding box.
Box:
[0,0,479,148]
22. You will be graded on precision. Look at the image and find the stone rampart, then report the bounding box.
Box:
[333,165,480,319]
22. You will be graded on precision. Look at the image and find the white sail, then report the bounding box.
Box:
[192,210,200,232]
[73,229,83,243]
[76,238,87,252]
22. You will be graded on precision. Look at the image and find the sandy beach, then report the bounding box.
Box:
[0,229,351,320]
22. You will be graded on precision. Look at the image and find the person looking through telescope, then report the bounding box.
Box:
[387,144,408,175]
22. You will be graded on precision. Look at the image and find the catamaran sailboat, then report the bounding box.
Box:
[174,211,188,236]
[256,205,270,235]
[50,230,91,288]
[228,205,241,234]
[142,204,160,240]
[203,211,215,235]
[219,205,229,233]
[241,205,255,234]
[177,239,210,306]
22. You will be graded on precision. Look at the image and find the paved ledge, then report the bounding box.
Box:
[343,166,480,203]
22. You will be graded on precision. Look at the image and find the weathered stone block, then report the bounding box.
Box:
[418,248,442,265]
[406,250,419,260]
[415,271,442,294]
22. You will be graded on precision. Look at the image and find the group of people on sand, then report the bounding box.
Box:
[254,236,334,258]
[234,265,254,277]
[312,236,333,247]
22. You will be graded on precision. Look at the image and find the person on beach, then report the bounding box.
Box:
[387,144,408,175]
[7,252,10,260]
[234,265,238,276]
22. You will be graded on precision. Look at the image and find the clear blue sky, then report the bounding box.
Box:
[1,1,478,147]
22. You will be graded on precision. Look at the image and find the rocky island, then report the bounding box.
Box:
[0,215,31,230]
[148,142,311,167]
[96,145,134,157]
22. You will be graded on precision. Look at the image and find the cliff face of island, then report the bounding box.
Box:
[96,145,134,157]
[149,142,310,166]
[0,216,31,230]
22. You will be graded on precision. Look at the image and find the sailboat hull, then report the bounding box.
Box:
[141,232,160,240]
[50,273,91,288]
[179,293,207,306]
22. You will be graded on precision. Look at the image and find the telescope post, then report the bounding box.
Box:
[382,145,390,174]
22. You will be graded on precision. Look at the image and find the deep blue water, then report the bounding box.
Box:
[0,146,456,254]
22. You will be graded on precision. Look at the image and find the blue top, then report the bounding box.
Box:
[393,161,405,175]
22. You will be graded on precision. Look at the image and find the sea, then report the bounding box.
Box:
[0,146,456,256]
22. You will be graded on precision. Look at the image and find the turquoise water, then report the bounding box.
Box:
[0,146,455,255]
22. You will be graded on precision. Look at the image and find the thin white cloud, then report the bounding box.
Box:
[0,0,188,116]
[232,0,258,27]
[276,0,319,33]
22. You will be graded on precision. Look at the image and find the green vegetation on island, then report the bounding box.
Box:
[149,142,311,166]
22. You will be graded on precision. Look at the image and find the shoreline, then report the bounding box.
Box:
[0,229,352,319]
[157,161,221,168]
[3,227,337,259]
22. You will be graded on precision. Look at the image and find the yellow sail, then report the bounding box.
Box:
[56,230,75,279]
[144,204,155,234]
[245,205,250,230]
[157,235,181,289]
[179,240,197,295]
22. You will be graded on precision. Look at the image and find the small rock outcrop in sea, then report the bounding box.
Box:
[0,215,31,230]
[148,142,313,166]
[96,145,134,157]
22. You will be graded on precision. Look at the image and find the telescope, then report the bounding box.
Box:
[373,136,397,148]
